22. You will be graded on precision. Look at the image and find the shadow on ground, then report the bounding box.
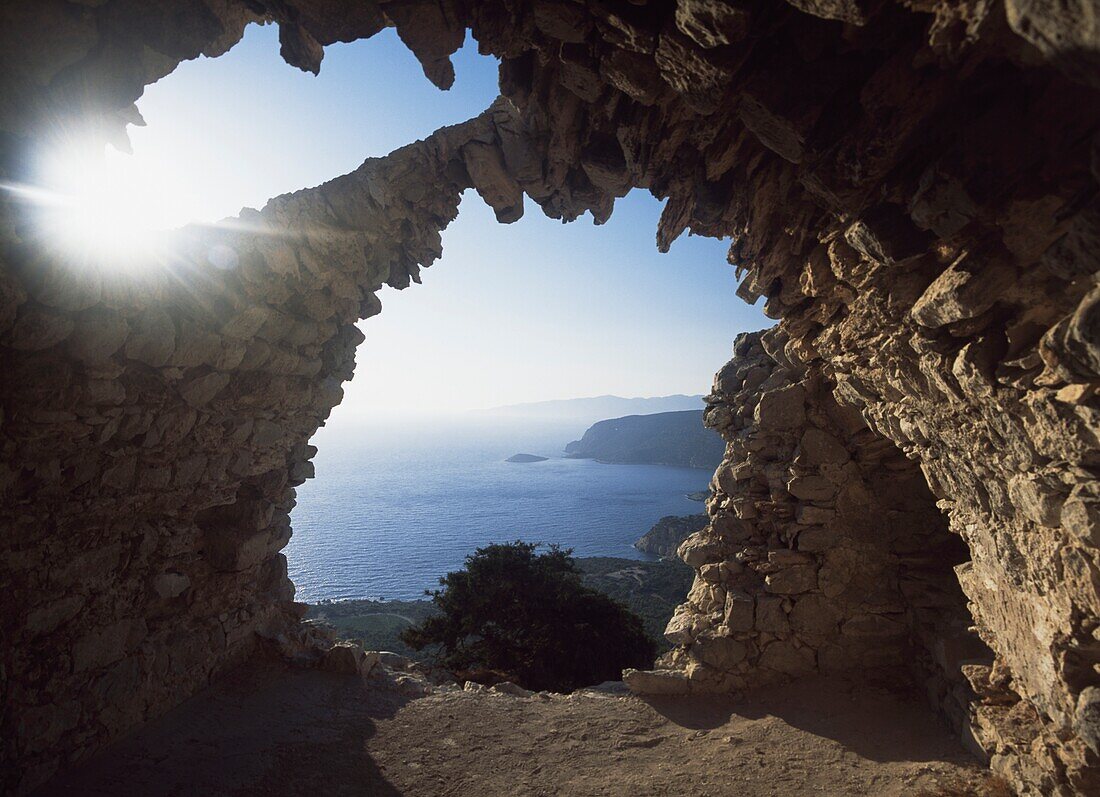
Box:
[37,661,982,797]
[37,660,410,797]
[641,675,971,765]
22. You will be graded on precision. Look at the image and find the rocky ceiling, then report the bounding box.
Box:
[1,1,1099,795]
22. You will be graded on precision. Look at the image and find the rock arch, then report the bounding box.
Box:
[2,2,1099,794]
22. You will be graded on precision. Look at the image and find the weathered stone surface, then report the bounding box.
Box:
[754,385,806,429]
[320,643,375,676]
[622,668,691,696]
[691,635,747,671]
[1,2,1099,794]
[765,566,818,595]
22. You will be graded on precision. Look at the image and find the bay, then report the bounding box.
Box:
[286,417,708,602]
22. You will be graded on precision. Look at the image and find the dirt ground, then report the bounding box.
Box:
[39,659,988,797]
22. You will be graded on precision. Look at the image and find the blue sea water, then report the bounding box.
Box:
[286,417,710,602]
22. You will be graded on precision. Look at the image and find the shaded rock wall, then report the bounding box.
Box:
[0,101,532,790]
[631,330,989,746]
[1,1,1099,795]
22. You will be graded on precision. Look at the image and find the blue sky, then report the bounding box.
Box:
[126,23,769,414]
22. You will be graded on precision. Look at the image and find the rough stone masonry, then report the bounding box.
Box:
[1,1,1098,795]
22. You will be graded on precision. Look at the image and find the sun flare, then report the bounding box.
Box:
[8,137,198,270]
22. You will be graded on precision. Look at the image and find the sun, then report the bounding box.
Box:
[6,135,194,271]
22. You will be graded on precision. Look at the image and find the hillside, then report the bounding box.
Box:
[575,557,694,648]
[305,556,694,654]
[633,514,708,558]
[565,410,724,469]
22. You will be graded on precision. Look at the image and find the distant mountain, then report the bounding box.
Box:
[474,395,705,425]
[564,410,724,470]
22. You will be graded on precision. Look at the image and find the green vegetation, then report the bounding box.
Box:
[305,553,694,665]
[305,599,437,657]
[574,556,694,648]
[400,542,657,692]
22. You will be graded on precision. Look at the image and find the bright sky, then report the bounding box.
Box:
[69,23,771,414]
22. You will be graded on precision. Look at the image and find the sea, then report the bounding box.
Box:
[285,416,709,602]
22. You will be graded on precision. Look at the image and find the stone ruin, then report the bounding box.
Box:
[1,1,1098,794]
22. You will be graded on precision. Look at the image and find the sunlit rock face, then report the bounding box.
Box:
[1,1,1099,795]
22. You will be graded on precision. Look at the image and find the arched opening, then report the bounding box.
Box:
[2,3,1098,795]
[643,330,994,749]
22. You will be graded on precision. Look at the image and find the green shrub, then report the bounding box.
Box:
[401,541,657,692]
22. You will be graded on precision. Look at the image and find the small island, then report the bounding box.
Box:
[506,453,549,463]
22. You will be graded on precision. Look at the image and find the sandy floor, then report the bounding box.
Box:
[39,660,986,797]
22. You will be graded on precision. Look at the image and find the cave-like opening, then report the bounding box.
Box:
[3,2,1099,794]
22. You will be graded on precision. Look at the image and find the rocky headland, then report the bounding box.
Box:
[634,514,708,559]
[2,1,1099,794]
[565,411,725,469]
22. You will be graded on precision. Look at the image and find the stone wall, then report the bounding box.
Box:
[627,329,991,744]
[0,99,537,791]
[1,1,1099,795]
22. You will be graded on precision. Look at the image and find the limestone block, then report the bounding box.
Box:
[754,384,806,429]
[653,25,733,114]
[491,681,534,697]
[101,457,137,491]
[678,532,722,567]
[1058,284,1100,379]
[759,639,816,676]
[675,0,750,49]
[787,473,837,501]
[691,635,748,671]
[765,565,818,595]
[664,606,699,645]
[724,590,755,631]
[85,379,126,405]
[818,548,861,598]
[321,643,376,676]
[5,305,74,350]
[911,252,1016,329]
[19,701,81,754]
[687,575,726,613]
[1076,687,1100,755]
[170,328,224,367]
[69,308,129,364]
[795,526,836,552]
[179,371,230,407]
[841,613,908,639]
[623,668,691,695]
[1005,0,1100,88]
[843,205,929,266]
[795,505,834,524]
[532,0,591,43]
[152,572,191,599]
[123,308,176,366]
[784,0,868,24]
[789,595,842,638]
[796,428,850,467]
[1008,474,1065,527]
[754,596,790,635]
[1061,483,1100,546]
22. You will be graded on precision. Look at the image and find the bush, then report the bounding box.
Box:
[401,541,658,692]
